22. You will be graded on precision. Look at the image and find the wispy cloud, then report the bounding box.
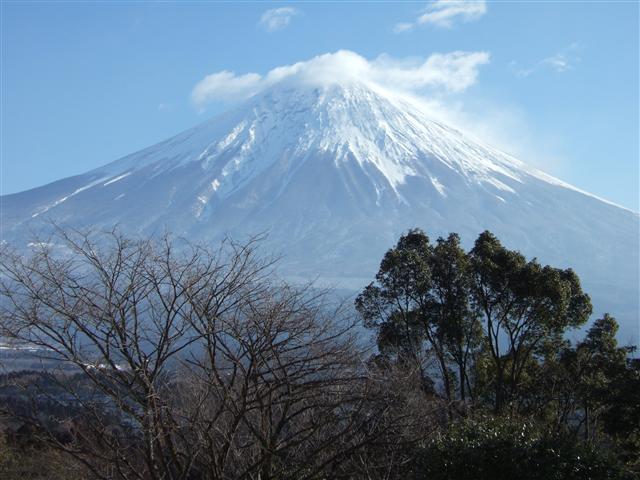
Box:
[191,50,490,109]
[192,71,262,105]
[511,43,581,78]
[258,7,300,32]
[419,0,487,27]
[394,0,486,33]
[393,22,415,34]
[541,53,572,73]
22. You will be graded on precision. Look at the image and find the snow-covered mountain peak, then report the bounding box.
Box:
[1,74,638,342]
[99,80,549,206]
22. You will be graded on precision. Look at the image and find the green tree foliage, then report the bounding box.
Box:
[603,356,640,469]
[357,228,639,477]
[429,234,482,402]
[469,231,592,411]
[355,230,482,406]
[555,315,640,470]
[357,229,593,413]
[355,229,432,370]
[565,315,629,439]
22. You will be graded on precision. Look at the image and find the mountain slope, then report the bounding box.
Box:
[2,82,638,341]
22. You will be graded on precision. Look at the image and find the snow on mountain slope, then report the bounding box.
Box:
[1,81,638,342]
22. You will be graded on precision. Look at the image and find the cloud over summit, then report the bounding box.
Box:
[191,50,490,108]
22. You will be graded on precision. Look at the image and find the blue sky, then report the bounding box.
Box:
[2,1,638,210]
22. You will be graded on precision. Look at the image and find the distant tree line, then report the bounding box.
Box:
[0,227,637,479]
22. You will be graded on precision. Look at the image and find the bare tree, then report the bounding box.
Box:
[0,228,430,479]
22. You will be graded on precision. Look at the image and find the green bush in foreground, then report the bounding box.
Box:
[415,416,632,480]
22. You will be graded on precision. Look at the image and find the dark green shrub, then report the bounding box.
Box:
[414,416,631,480]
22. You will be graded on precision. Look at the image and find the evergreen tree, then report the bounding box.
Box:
[428,233,482,402]
[469,231,592,411]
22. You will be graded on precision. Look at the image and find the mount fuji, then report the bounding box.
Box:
[1,80,638,341]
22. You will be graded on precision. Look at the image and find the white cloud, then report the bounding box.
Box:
[191,50,490,108]
[258,7,299,32]
[419,0,487,27]
[512,43,581,77]
[384,91,571,181]
[395,0,486,33]
[191,71,262,106]
[510,61,534,79]
[393,22,415,34]
[542,53,571,72]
